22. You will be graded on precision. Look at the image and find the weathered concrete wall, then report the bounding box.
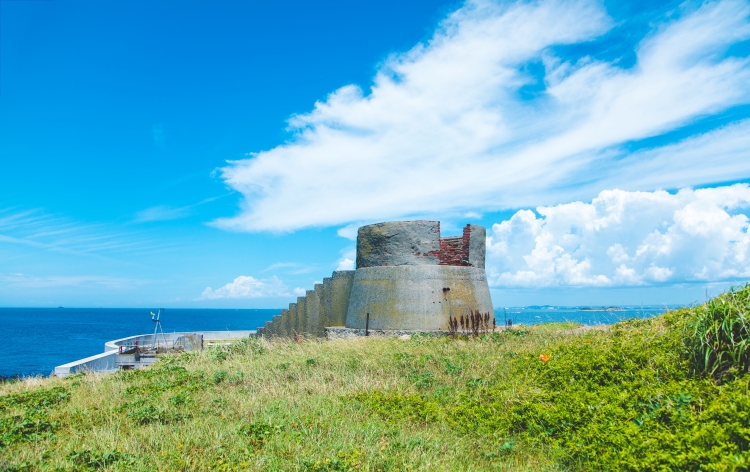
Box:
[297,297,306,334]
[271,315,282,335]
[345,265,493,331]
[306,288,323,337]
[54,350,120,377]
[357,221,441,268]
[356,220,486,269]
[321,277,333,328]
[289,303,298,334]
[328,270,355,326]
[280,308,290,337]
[326,327,451,340]
[468,224,486,269]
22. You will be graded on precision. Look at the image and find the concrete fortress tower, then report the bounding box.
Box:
[256,220,493,338]
[345,221,493,332]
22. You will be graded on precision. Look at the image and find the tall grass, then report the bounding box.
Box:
[674,284,750,380]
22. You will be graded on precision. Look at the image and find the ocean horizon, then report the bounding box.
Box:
[0,305,674,378]
[0,307,280,379]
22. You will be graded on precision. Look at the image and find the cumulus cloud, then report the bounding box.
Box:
[335,246,357,271]
[486,184,750,287]
[200,275,291,299]
[214,0,750,232]
[336,258,355,270]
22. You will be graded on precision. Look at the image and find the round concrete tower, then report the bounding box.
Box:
[344,221,493,331]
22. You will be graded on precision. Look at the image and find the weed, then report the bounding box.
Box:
[443,358,463,376]
[68,449,133,470]
[406,371,434,388]
[213,370,228,384]
[238,421,282,448]
[126,404,188,425]
[0,386,69,412]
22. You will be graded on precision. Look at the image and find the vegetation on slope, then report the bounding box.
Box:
[1,286,749,471]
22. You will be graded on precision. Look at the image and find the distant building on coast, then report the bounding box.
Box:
[258,220,494,338]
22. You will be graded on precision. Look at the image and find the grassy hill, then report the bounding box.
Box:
[1,286,749,471]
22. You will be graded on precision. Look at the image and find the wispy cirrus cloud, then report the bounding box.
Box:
[134,195,228,223]
[262,262,318,274]
[0,273,149,289]
[213,0,750,233]
[0,208,172,258]
[133,205,191,223]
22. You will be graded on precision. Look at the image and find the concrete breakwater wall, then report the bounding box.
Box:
[258,220,494,338]
[53,330,255,378]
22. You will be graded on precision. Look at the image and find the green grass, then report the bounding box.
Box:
[1,288,749,471]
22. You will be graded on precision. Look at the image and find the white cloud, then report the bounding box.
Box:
[336,224,359,241]
[292,287,307,296]
[214,0,750,232]
[588,120,750,194]
[336,258,355,270]
[487,184,750,287]
[200,275,291,299]
[335,245,357,271]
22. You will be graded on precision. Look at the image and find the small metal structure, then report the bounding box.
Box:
[150,308,169,350]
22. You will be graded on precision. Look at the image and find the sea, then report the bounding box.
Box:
[0,308,280,379]
[0,305,673,379]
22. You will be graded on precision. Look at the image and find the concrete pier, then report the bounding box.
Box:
[54,330,256,377]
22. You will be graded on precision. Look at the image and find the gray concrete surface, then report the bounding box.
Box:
[467,224,486,269]
[356,220,441,268]
[345,265,494,331]
[329,270,355,327]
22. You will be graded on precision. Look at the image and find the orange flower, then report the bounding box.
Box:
[539,354,551,363]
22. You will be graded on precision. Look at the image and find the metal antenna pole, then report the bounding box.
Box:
[152,310,160,349]
[159,309,169,349]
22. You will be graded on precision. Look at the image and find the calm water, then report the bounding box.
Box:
[0,305,673,378]
[499,305,672,326]
[0,308,279,378]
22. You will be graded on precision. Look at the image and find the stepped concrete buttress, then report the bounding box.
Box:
[257,220,492,338]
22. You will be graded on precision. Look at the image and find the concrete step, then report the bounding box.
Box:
[257,269,354,339]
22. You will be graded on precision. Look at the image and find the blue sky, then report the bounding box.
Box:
[1,0,749,308]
